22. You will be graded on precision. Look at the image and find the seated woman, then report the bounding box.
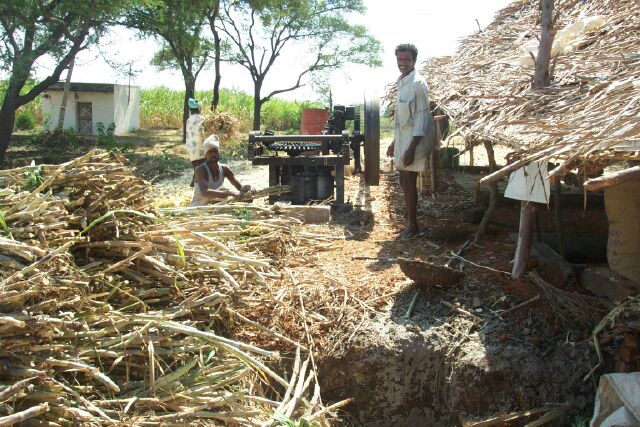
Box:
[190,135,255,206]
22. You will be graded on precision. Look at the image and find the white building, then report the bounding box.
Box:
[42,82,140,135]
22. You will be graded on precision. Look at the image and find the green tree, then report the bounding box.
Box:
[206,0,223,112]
[0,0,127,164]
[124,0,215,142]
[217,0,382,130]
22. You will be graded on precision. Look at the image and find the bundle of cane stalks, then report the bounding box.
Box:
[0,150,341,426]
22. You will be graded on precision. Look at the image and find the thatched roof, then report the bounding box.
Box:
[396,0,640,182]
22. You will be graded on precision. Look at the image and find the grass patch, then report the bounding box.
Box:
[22,165,44,190]
[125,152,191,182]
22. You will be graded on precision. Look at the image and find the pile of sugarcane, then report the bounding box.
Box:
[0,150,339,426]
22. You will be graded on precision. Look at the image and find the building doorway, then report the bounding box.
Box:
[76,102,93,135]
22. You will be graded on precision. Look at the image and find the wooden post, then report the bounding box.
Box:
[512,201,537,279]
[56,57,75,130]
[533,0,555,88]
[553,177,566,259]
[475,141,498,242]
[510,0,555,278]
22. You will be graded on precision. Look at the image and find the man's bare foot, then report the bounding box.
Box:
[395,228,420,240]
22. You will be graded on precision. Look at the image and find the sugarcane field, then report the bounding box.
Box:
[2,0,640,426]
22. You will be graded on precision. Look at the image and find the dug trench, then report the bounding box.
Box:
[289,169,603,426]
[317,292,595,426]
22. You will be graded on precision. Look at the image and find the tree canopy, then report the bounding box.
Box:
[123,0,217,141]
[217,0,382,129]
[0,0,129,164]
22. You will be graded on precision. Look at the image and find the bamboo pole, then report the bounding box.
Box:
[475,141,499,242]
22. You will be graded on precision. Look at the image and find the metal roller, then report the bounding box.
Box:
[364,94,380,186]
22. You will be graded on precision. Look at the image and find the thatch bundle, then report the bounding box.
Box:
[202,111,242,143]
[0,151,339,426]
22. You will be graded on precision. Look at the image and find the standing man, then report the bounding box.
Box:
[386,43,436,238]
[185,98,206,187]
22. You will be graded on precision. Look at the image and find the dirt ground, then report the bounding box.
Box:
[207,137,602,426]
[4,131,605,425]
[306,171,600,426]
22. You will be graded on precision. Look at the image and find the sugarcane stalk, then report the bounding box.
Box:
[0,377,35,402]
[1,241,74,286]
[45,358,120,393]
[130,316,279,360]
[0,403,49,426]
[0,316,26,329]
[0,150,337,425]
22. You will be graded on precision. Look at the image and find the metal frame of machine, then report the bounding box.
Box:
[247,97,380,206]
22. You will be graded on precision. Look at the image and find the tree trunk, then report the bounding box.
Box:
[0,22,84,164]
[0,82,21,165]
[212,41,221,112]
[534,0,555,88]
[183,77,196,144]
[0,104,17,166]
[57,58,75,130]
[252,100,262,131]
[252,82,263,131]
[209,0,221,112]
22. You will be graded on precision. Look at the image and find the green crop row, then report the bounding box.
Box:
[140,87,323,132]
[2,81,322,133]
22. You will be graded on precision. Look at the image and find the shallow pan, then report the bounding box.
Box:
[398,258,464,287]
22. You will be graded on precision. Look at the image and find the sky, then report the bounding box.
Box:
[31,0,514,105]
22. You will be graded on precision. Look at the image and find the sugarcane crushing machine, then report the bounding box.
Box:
[248,96,380,205]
